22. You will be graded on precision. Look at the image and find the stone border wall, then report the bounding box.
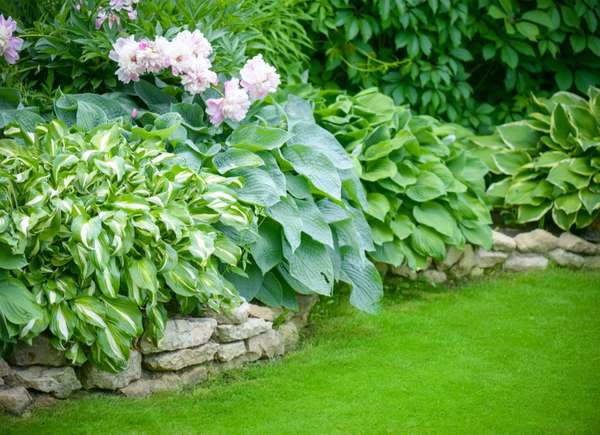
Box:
[381,229,600,285]
[0,295,318,415]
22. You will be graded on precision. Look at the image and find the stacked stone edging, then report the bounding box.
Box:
[386,229,600,285]
[0,295,318,415]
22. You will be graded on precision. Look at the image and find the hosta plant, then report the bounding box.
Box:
[314,88,493,270]
[0,118,252,370]
[476,88,600,230]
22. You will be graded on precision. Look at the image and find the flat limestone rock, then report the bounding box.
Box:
[514,229,558,253]
[9,336,68,367]
[583,256,600,269]
[247,304,283,322]
[81,350,141,390]
[504,253,548,272]
[475,249,509,268]
[205,301,250,325]
[451,245,475,278]
[548,248,584,268]
[421,269,447,285]
[558,233,600,255]
[216,342,247,363]
[0,358,11,377]
[140,318,217,354]
[143,342,219,371]
[215,318,272,343]
[0,386,32,415]
[13,366,81,398]
[492,231,516,252]
[120,365,208,398]
[278,322,300,351]
[246,330,284,360]
[437,246,463,270]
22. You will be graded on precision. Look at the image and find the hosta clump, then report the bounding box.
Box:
[314,89,492,270]
[202,94,383,313]
[0,119,251,370]
[477,88,600,230]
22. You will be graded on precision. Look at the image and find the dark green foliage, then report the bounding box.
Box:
[304,0,600,130]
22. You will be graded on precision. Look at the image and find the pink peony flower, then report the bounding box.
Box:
[206,79,250,126]
[180,57,218,95]
[239,54,280,100]
[0,15,23,64]
[168,30,213,75]
[109,36,144,83]
[136,39,166,73]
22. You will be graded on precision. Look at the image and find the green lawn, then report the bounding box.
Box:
[3,269,600,434]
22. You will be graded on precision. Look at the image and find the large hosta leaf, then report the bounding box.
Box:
[282,144,342,199]
[284,236,334,296]
[213,148,264,174]
[229,124,291,151]
[413,202,459,238]
[0,272,44,326]
[340,248,383,314]
[251,219,283,274]
[410,226,446,259]
[406,172,446,202]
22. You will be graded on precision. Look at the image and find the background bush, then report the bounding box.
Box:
[303,0,600,131]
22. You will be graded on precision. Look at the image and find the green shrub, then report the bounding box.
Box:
[314,88,492,270]
[304,0,600,130]
[0,119,252,370]
[474,88,600,230]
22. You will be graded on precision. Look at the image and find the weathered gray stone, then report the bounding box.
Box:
[120,365,208,398]
[9,335,68,367]
[437,246,463,269]
[583,256,600,269]
[13,366,81,398]
[81,350,141,390]
[207,353,261,376]
[475,249,509,268]
[548,248,584,268]
[451,245,476,278]
[292,294,319,329]
[389,265,418,280]
[0,387,32,415]
[216,342,246,363]
[215,318,272,343]
[143,342,219,371]
[421,269,447,285]
[140,317,217,354]
[0,358,11,377]
[0,378,4,386]
[514,229,558,253]
[246,330,284,360]
[247,304,283,322]
[558,233,600,255]
[278,322,300,352]
[504,253,548,272]
[492,231,516,252]
[206,301,250,325]
[469,267,484,278]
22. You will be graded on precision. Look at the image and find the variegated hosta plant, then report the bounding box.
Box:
[314,89,493,270]
[0,119,252,371]
[474,88,600,230]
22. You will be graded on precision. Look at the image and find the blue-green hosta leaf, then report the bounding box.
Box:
[133,79,176,113]
[234,168,284,207]
[459,220,493,250]
[295,198,334,248]
[284,236,334,296]
[253,272,297,309]
[282,144,342,200]
[229,124,291,151]
[517,202,553,223]
[339,247,382,314]
[0,249,27,270]
[406,172,446,202]
[225,264,263,302]
[251,219,283,274]
[289,121,354,170]
[365,193,390,222]
[410,225,446,260]
[212,148,264,174]
[267,197,303,252]
[413,202,459,238]
[317,199,351,224]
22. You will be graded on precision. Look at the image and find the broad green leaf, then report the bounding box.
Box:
[366,193,390,222]
[410,226,446,259]
[267,197,303,252]
[340,248,382,314]
[517,202,553,222]
[213,148,264,174]
[493,152,530,175]
[0,249,27,270]
[497,121,540,149]
[406,172,446,202]
[554,192,582,215]
[229,124,291,151]
[285,236,334,296]
[282,144,342,199]
[413,202,459,237]
[579,189,600,214]
[459,220,492,250]
[0,272,44,326]
[251,219,283,274]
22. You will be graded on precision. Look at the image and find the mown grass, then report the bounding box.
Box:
[2,268,600,434]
